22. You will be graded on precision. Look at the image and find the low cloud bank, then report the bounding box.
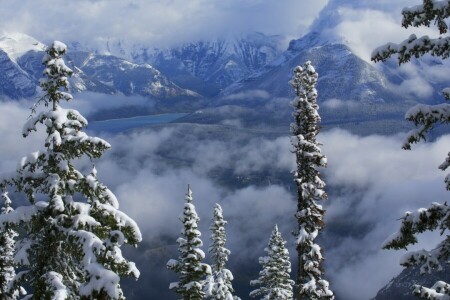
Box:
[1,101,449,299]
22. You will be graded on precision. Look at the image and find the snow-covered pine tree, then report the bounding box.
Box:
[372,1,450,299]
[249,225,294,300]
[0,192,21,300]
[0,41,141,299]
[167,186,211,300]
[205,203,240,300]
[290,61,334,300]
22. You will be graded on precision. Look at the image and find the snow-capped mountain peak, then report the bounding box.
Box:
[0,31,45,61]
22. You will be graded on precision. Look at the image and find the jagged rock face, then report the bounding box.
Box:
[0,32,198,100]
[16,50,117,95]
[223,34,398,104]
[148,32,284,94]
[373,262,450,300]
[0,49,36,99]
[77,53,195,98]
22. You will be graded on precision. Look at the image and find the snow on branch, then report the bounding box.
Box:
[403,103,450,150]
[372,34,450,64]
[383,202,449,249]
[402,0,450,33]
[413,281,450,300]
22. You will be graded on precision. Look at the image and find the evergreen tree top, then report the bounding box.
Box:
[186,184,193,203]
[1,192,13,215]
[168,186,211,299]
[37,41,73,110]
[250,224,294,300]
[0,41,141,299]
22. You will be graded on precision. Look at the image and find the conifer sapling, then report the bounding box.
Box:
[250,225,294,300]
[0,41,141,299]
[167,186,211,300]
[205,203,240,300]
[0,192,24,300]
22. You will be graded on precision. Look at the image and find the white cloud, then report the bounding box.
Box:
[1,101,450,299]
[333,8,436,62]
[221,90,270,101]
[0,0,328,48]
[322,98,358,110]
[0,101,45,173]
[321,129,450,299]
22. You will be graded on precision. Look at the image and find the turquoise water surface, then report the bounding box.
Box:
[87,113,188,134]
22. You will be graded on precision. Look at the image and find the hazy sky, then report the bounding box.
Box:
[0,0,328,47]
[0,0,440,65]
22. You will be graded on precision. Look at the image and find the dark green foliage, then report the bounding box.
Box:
[167,187,211,300]
[290,61,333,300]
[372,1,450,299]
[0,41,141,299]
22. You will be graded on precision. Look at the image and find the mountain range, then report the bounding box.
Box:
[1,1,449,298]
[1,21,445,135]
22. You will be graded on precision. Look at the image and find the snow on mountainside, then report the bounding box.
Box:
[0,32,45,61]
[214,0,450,132]
[151,32,284,94]
[0,32,198,100]
[222,30,405,108]
[0,33,44,98]
[83,32,285,96]
[372,261,450,300]
[70,51,199,98]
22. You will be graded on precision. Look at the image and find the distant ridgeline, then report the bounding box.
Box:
[373,261,450,300]
[1,29,449,135]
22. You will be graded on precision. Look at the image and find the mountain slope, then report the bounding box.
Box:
[118,32,285,96]
[0,32,198,100]
[373,262,450,300]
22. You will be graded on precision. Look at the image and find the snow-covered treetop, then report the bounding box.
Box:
[186,184,193,204]
[38,40,73,110]
[0,41,142,299]
[250,224,294,300]
[1,192,13,215]
[209,203,231,272]
[168,186,211,299]
[290,61,333,300]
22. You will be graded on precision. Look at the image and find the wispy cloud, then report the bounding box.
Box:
[1,101,450,299]
[0,0,328,48]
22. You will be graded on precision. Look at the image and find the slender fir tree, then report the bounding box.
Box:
[0,192,23,300]
[250,225,294,300]
[0,41,141,299]
[372,1,450,298]
[205,203,240,300]
[167,186,211,300]
[290,61,334,300]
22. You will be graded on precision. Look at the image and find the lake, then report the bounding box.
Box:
[87,113,189,134]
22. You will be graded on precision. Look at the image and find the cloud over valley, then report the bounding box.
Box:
[1,101,449,299]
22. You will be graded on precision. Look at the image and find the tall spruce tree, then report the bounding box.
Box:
[372,1,450,298]
[290,61,334,300]
[0,192,22,300]
[249,225,294,300]
[0,41,141,299]
[205,203,239,300]
[167,186,211,300]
